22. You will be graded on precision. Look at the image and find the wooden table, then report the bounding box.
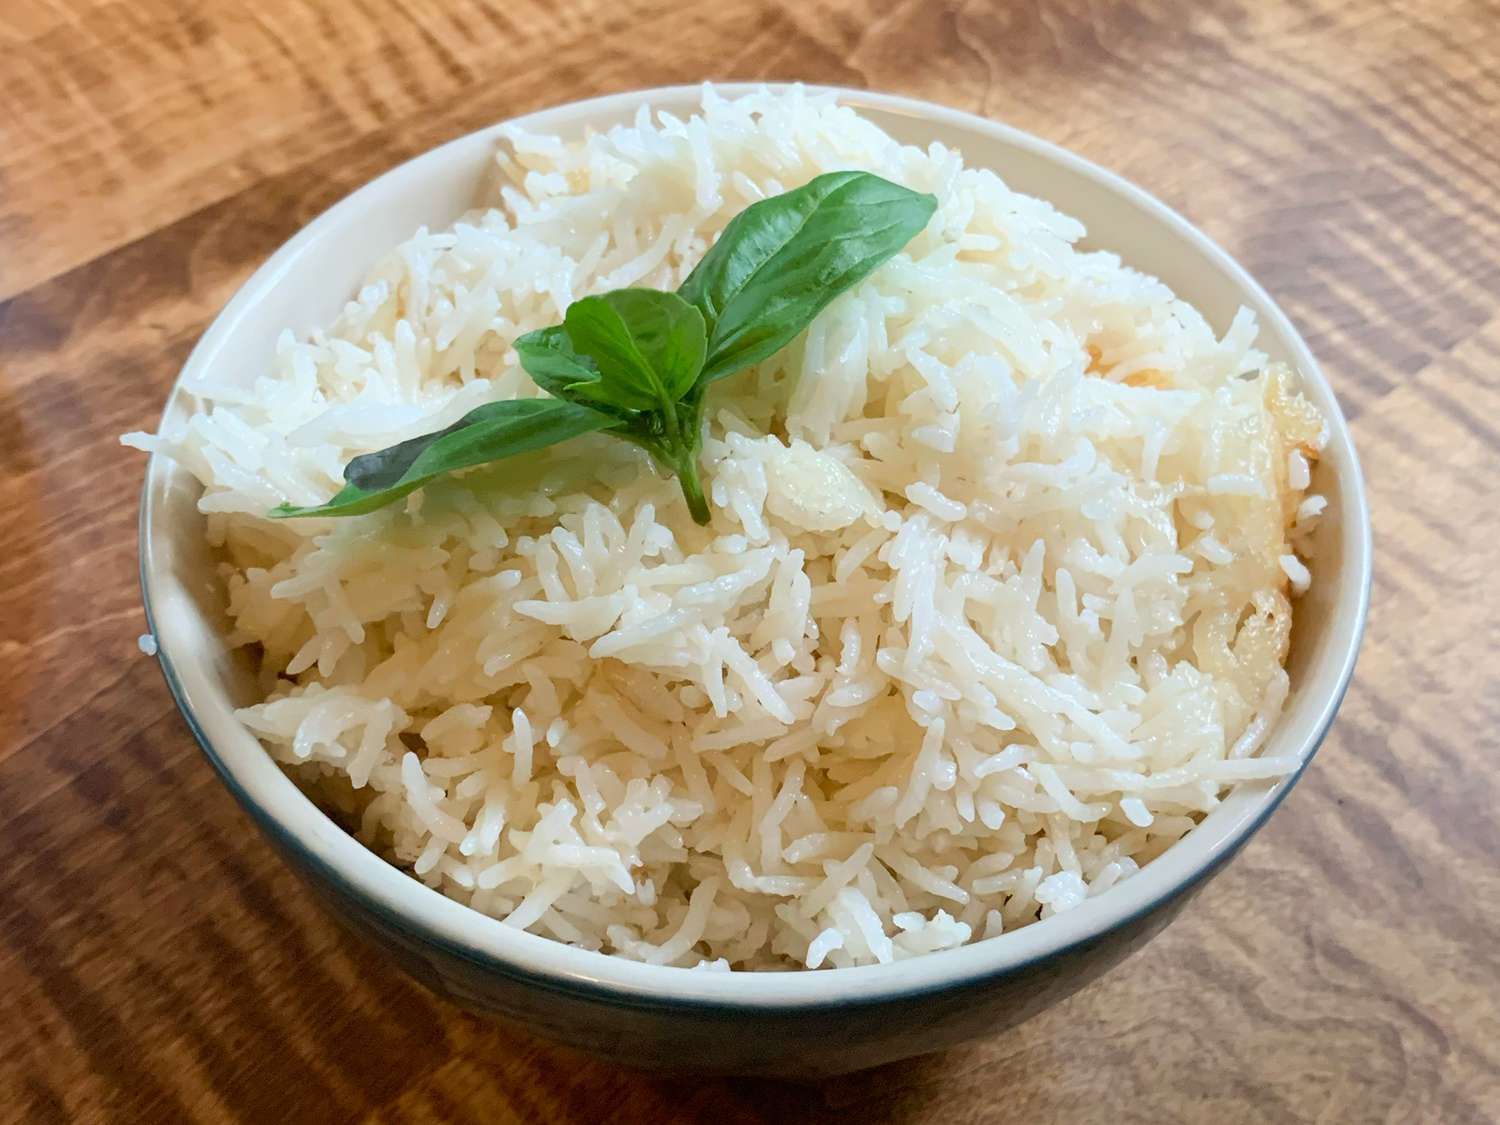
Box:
[4,0,1498,1120]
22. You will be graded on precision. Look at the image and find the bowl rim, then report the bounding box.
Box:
[140,81,1372,1011]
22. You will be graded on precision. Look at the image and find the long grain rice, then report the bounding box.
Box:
[125,85,1327,970]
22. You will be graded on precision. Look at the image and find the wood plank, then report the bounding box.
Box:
[1,0,1497,1120]
[0,0,856,300]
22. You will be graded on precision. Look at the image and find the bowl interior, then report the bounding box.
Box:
[142,84,1370,1007]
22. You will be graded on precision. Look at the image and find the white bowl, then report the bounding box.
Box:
[140,83,1372,1075]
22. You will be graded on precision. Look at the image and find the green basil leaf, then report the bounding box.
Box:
[679,171,936,385]
[269,398,612,518]
[514,325,600,402]
[558,289,706,413]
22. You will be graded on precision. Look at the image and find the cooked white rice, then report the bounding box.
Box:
[126,86,1328,970]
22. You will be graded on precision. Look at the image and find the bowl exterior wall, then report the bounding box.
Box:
[255,799,1195,1075]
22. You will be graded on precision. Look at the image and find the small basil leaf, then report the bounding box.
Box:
[270,398,612,518]
[514,326,600,401]
[679,171,936,385]
[560,289,706,412]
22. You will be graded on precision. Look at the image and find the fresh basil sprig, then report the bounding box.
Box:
[271,171,936,525]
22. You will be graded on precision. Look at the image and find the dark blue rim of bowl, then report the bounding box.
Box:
[138,480,1365,1015]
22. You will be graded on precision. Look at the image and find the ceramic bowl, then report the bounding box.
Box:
[139,84,1371,1077]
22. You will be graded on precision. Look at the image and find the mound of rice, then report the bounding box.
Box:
[127,86,1328,970]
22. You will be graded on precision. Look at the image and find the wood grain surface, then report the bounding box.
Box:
[3,0,1498,1120]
